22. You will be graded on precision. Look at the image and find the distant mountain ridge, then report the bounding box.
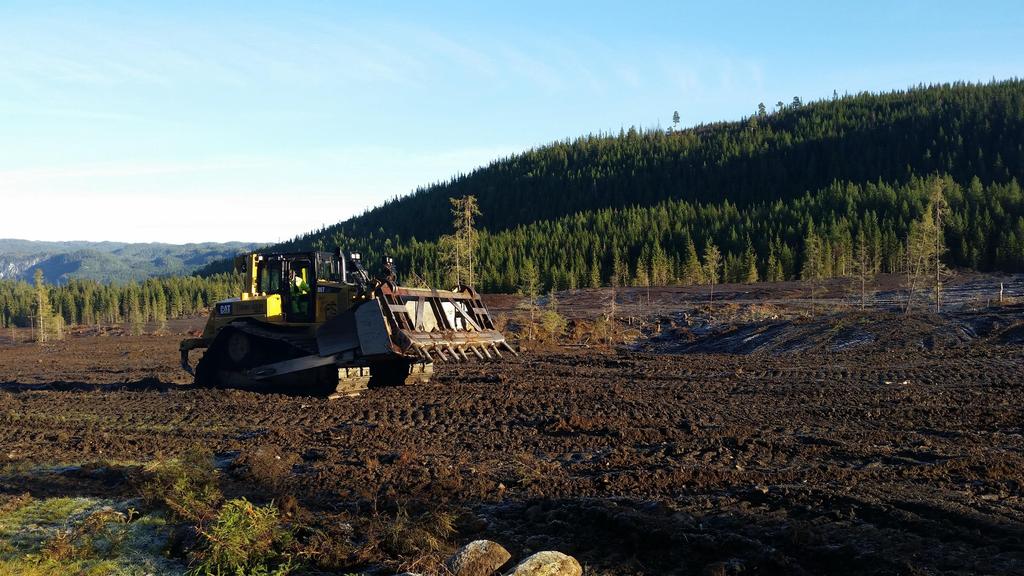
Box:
[0,239,258,283]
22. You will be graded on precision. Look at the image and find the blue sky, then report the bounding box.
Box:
[0,0,1020,243]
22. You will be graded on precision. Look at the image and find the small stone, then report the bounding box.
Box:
[445,539,512,576]
[504,551,582,576]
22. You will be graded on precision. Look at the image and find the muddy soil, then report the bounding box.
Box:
[1,296,1023,575]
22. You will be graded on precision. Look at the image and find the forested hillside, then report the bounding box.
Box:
[235,80,1023,292]
[276,81,1021,245]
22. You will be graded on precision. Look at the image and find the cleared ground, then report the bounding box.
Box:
[1,283,1023,575]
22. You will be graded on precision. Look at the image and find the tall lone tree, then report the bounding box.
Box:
[929,180,951,312]
[449,195,481,289]
[33,269,52,343]
[702,241,722,304]
[852,228,874,308]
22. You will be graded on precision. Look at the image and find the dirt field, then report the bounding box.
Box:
[1,286,1023,575]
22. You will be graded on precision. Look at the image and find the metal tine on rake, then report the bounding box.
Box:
[434,346,450,362]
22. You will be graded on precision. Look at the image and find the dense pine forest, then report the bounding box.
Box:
[249,80,1024,291]
[0,274,238,332]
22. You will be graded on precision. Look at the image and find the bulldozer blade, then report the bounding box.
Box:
[373,283,511,362]
[312,283,513,367]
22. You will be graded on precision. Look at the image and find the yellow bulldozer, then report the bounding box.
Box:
[180,249,514,397]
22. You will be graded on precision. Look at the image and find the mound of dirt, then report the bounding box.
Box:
[637,306,1024,355]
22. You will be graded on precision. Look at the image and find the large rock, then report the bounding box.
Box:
[445,539,512,576]
[504,551,582,576]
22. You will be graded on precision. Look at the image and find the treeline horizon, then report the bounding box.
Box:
[0,274,238,330]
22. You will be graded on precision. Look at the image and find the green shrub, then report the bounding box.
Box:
[188,498,296,576]
[538,309,568,342]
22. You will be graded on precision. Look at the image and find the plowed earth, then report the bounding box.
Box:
[1,300,1023,575]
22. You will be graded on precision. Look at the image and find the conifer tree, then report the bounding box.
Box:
[589,251,602,288]
[742,237,759,283]
[450,195,481,288]
[766,246,784,282]
[930,179,951,311]
[681,236,703,285]
[852,228,874,308]
[33,269,52,343]
[702,241,722,304]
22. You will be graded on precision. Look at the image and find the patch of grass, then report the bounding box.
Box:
[138,446,222,524]
[354,504,457,573]
[0,557,121,576]
[188,498,296,576]
[0,496,96,552]
[41,506,132,562]
[0,495,183,576]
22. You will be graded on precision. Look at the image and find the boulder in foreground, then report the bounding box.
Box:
[504,551,582,576]
[445,539,512,576]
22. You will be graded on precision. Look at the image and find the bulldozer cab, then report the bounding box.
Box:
[244,251,342,324]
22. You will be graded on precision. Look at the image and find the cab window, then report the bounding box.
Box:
[259,261,282,294]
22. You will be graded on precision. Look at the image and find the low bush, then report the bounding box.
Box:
[188,498,296,576]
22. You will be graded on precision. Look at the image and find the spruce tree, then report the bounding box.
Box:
[33,269,52,343]
[702,241,722,304]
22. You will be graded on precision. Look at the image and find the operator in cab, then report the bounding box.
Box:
[288,268,311,318]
